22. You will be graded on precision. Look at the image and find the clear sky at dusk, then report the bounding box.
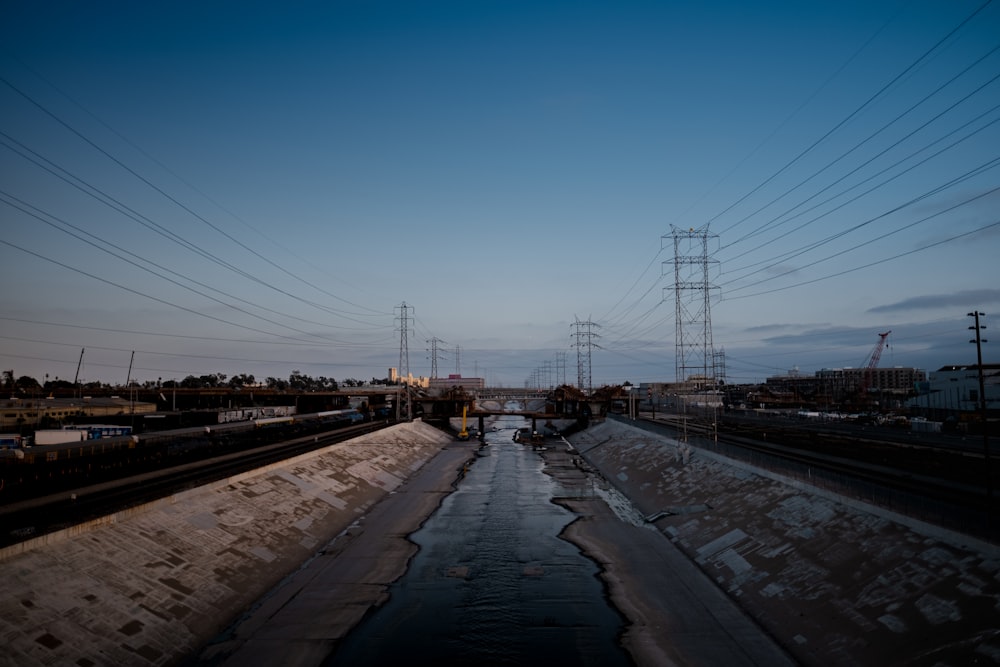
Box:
[2,0,999,388]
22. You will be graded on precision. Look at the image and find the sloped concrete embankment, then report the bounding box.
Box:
[0,422,455,667]
[568,420,1000,666]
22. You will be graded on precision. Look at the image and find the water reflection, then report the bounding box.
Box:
[325,416,631,666]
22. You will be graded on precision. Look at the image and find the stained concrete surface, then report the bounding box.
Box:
[542,442,796,666]
[4,417,998,666]
[567,419,1000,666]
[0,421,458,667]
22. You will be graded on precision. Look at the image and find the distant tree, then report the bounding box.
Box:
[289,370,311,391]
[15,375,41,393]
[229,373,255,388]
[266,376,288,391]
[180,375,202,388]
[197,373,226,388]
[3,370,13,390]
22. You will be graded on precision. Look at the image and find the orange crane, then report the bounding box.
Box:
[859,331,891,396]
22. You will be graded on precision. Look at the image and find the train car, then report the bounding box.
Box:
[253,416,296,428]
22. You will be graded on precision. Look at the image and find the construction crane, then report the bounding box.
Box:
[73,348,85,397]
[859,331,891,396]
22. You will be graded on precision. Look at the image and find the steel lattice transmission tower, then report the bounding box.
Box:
[664,226,718,389]
[555,351,567,386]
[427,337,447,379]
[395,302,412,419]
[571,317,600,394]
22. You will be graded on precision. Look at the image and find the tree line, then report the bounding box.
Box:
[3,369,395,394]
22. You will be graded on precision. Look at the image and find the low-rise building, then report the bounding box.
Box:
[427,374,485,394]
[0,396,156,432]
[906,364,1000,420]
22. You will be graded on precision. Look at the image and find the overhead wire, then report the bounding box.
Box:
[604,4,988,366]
[713,0,996,237]
[0,190,392,338]
[726,216,1000,301]
[0,129,386,325]
[719,43,1000,253]
[721,102,1000,276]
[723,156,1000,293]
[0,237,392,347]
[0,316,391,348]
[665,1,910,232]
[0,48,386,314]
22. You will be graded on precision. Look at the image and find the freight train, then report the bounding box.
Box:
[0,408,369,499]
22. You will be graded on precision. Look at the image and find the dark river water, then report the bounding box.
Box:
[325,414,632,666]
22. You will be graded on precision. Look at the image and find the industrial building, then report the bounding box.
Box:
[427,374,486,394]
[906,363,1000,420]
[0,396,156,432]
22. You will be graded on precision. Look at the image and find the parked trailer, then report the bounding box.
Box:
[34,429,88,445]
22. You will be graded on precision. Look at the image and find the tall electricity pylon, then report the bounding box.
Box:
[664,226,718,389]
[572,317,600,394]
[395,302,412,419]
[555,351,567,387]
[427,337,447,379]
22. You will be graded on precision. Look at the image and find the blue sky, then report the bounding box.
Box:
[2,0,999,388]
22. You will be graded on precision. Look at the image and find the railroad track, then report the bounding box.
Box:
[0,421,387,548]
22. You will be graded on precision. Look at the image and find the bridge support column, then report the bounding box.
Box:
[478,415,485,435]
[531,416,537,434]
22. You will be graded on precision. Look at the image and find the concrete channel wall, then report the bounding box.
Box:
[0,422,455,667]
[568,419,1000,666]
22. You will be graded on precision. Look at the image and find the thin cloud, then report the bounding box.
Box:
[868,289,1000,313]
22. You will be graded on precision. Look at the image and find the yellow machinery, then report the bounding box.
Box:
[457,405,469,440]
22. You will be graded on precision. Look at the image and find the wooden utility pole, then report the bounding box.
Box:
[969,311,992,518]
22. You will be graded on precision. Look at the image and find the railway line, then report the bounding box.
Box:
[0,420,388,548]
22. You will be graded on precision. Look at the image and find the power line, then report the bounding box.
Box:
[0,237,372,346]
[726,218,1000,301]
[0,192,390,339]
[712,0,996,237]
[720,46,1000,252]
[0,316,392,348]
[0,129,386,325]
[723,162,1000,294]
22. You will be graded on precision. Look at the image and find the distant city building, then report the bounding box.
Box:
[427,374,486,394]
[813,366,925,396]
[387,367,429,389]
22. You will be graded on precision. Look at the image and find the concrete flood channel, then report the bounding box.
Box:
[326,414,631,666]
[7,414,993,665]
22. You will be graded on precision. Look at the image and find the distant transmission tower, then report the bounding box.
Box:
[427,337,447,378]
[395,302,412,418]
[571,317,600,394]
[555,351,567,386]
[713,347,727,387]
[664,226,718,389]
